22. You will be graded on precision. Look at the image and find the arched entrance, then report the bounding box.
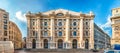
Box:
[58,39,63,49]
[85,39,89,49]
[32,39,36,49]
[72,39,77,49]
[44,39,48,49]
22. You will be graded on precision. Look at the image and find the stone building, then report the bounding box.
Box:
[94,24,111,50]
[9,21,22,49]
[111,8,120,46]
[26,9,110,50]
[0,8,9,41]
[0,8,23,49]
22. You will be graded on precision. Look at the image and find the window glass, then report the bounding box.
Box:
[3,14,7,18]
[73,31,77,36]
[44,22,47,26]
[73,22,77,26]
[58,22,62,26]
[4,25,7,30]
[59,31,62,36]
[56,13,63,16]
[44,31,48,36]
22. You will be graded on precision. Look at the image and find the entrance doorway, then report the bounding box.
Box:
[72,39,77,49]
[85,39,89,49]
[32,39,36,49]
[44,39,48,49]
[58,39,63,49]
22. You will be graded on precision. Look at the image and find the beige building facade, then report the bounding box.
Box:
[111,8,120,46]
[9,21,22,49]
[0,8,9,41]
[26,9,110,50]
[0,8,23,49]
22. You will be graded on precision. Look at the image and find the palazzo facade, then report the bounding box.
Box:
[26,9,110,50]
[111,8,120,46]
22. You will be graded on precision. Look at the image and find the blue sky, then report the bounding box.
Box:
[0,0,120,38]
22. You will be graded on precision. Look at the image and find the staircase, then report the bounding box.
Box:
[25,49,100,53]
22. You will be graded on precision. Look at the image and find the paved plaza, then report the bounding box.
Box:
[14,49,104,53]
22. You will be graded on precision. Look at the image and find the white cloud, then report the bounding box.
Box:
[97,15,112,35]
[99,15,111,29]
[15,11,26,23]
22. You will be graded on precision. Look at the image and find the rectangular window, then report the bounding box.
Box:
[4,25,7,30]
[44,31,48,36]
[4,31,7,36]
[86,31,88,36]
[4,19,7,24]
[3,14,7,18]
[33,31,35,36]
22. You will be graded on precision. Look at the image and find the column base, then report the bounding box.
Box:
[64,42,71,49]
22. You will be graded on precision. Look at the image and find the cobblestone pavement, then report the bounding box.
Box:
[15,50,104,53]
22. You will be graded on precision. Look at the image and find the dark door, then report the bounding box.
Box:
[72,39,77,49]
[32,39,36,49]
[44,39,48,49]
[85,39,89,49]
[58,39,63,49]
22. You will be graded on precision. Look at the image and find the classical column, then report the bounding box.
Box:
[26,17,32,49]
[50,17,55,49]
[36,17,41,49]
[65,17,70,49]
[79,18,84,49]
[89,19,94,49]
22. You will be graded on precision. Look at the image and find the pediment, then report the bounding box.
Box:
[42,9,81,16]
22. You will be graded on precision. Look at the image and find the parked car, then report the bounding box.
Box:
[104,50,120,53]
[0,41,14,53]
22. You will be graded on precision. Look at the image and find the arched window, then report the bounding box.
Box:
[58,31,62,36]
[73,31,77,36]
[56,13,64,16]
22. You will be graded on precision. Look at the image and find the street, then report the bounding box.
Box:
[14,49,104,53]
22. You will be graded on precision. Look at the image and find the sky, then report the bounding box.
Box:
[0,0,120,38]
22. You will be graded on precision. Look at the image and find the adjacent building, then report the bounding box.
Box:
[0,8,22,49]
[26,9,110,50]
[94,24,111,50]
[9,21,22,49]
[0,9,9,41]
[111,8,120,46]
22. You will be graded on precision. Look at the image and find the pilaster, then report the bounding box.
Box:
[79,17,84,49]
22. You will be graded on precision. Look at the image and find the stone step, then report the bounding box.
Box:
[25,49,92,52]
